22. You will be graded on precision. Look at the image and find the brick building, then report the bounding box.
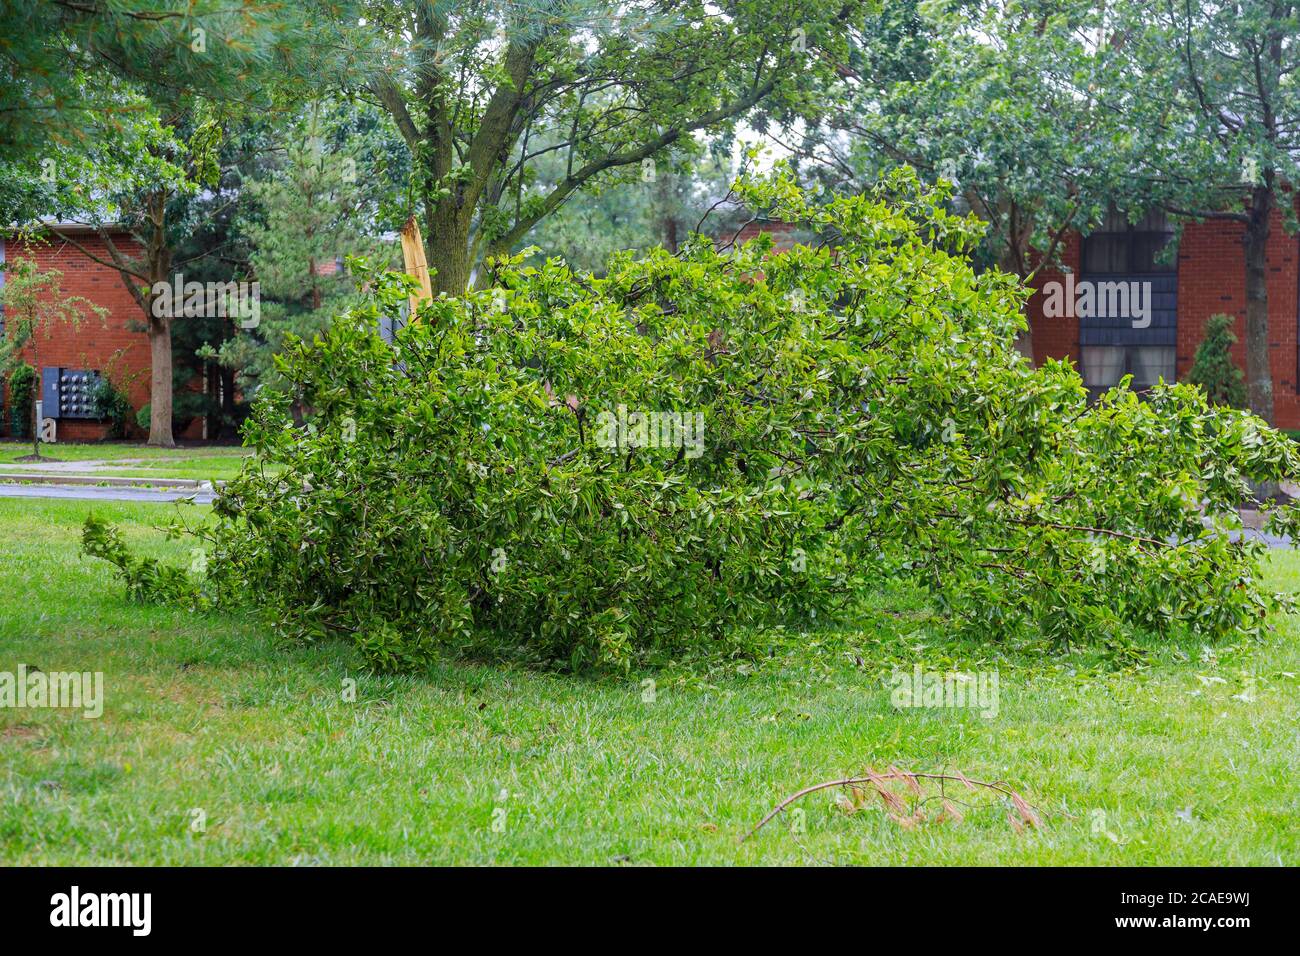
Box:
[0,226,170,441]
[1024,206,1300,428]
[0,223,299,442]
[746,208,1300,429]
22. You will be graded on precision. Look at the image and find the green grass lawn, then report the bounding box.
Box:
[78,458,264,483]
[1,497,1297,865]
[0,441,259,483]
[0,440,248,464]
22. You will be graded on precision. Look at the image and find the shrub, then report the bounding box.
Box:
[91,377,135,439]
[86,169,1300,671]
[135,391,214,436]
[7,362,35,438]
[1187,313,1248,409]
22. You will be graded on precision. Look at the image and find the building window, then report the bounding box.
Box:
[1082,207,1175,274]
[1081,345,1175,398]
[1078,206,1178,400]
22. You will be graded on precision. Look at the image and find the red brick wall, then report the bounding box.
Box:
[1174,211,1300,426]
[733,220,799,251]
[1027,213,1300,429]
[1025,234,1083,369]
[2,231,205,441]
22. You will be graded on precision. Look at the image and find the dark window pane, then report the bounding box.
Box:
[1085,205,1176,274]
[1084,235,1127,273]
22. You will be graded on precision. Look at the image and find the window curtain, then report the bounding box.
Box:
[1081,346,1125,387]
[1129,347,1175,386]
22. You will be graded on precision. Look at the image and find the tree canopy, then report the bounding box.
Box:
[336,0,868,292]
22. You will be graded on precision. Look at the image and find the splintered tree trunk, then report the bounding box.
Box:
[400,216,434,312]
[1243,188,1274,427]
[147,317,176,448]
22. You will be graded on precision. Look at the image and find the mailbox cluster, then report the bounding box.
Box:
[41,367,103,420]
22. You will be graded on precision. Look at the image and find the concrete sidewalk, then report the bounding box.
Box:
[0,469,218,504]
[0,472,207,489]
[0,457,158,473]
[0,482,215,504]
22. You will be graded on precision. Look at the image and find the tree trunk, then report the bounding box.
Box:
[30,379,40,460]
[148,317,176,447]
[1242,187,1274,427]
[1241,187,1279,502]
[998,248,1035,363]
[657,172,680,254]
[220,365,237,439]
[426,204,473,297]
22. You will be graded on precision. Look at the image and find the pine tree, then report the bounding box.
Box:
[1188,314,1248,409]
[219,101,396,399]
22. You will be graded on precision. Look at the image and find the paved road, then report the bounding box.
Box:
[0,482,214,504]
[1227,528,1293,549]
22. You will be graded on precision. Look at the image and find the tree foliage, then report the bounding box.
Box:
[831,1,1139,270]
[85,170,1300,671]
[520,147,744,272]
[339,0,869,293]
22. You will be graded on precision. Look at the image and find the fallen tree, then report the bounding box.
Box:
[86,169,1300,671]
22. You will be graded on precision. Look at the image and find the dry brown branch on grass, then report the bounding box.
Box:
[742,767,1043,843]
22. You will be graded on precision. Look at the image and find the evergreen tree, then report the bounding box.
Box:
[1188,314,1248,410]
[219,102,398,400]
[0,0,317,163]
